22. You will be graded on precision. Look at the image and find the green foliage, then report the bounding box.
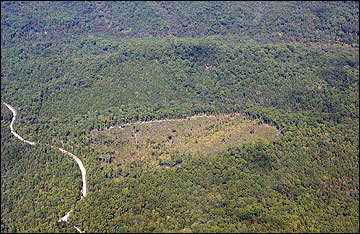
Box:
[1,1,359,233]
[1,1,358,47]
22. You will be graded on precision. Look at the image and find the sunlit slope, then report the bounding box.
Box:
[91,114,281,167]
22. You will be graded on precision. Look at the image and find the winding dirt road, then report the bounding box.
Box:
[58,147,87,198]
[2,102,36,145]
[2,102,86,233]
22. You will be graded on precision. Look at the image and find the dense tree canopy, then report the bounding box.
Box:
[1,1,359,233]
[1,1,359,48]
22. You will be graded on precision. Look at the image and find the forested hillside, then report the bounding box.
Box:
[1,1,359,233]
[1,1,359,47]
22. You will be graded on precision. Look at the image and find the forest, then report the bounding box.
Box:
[1,1,359,233]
